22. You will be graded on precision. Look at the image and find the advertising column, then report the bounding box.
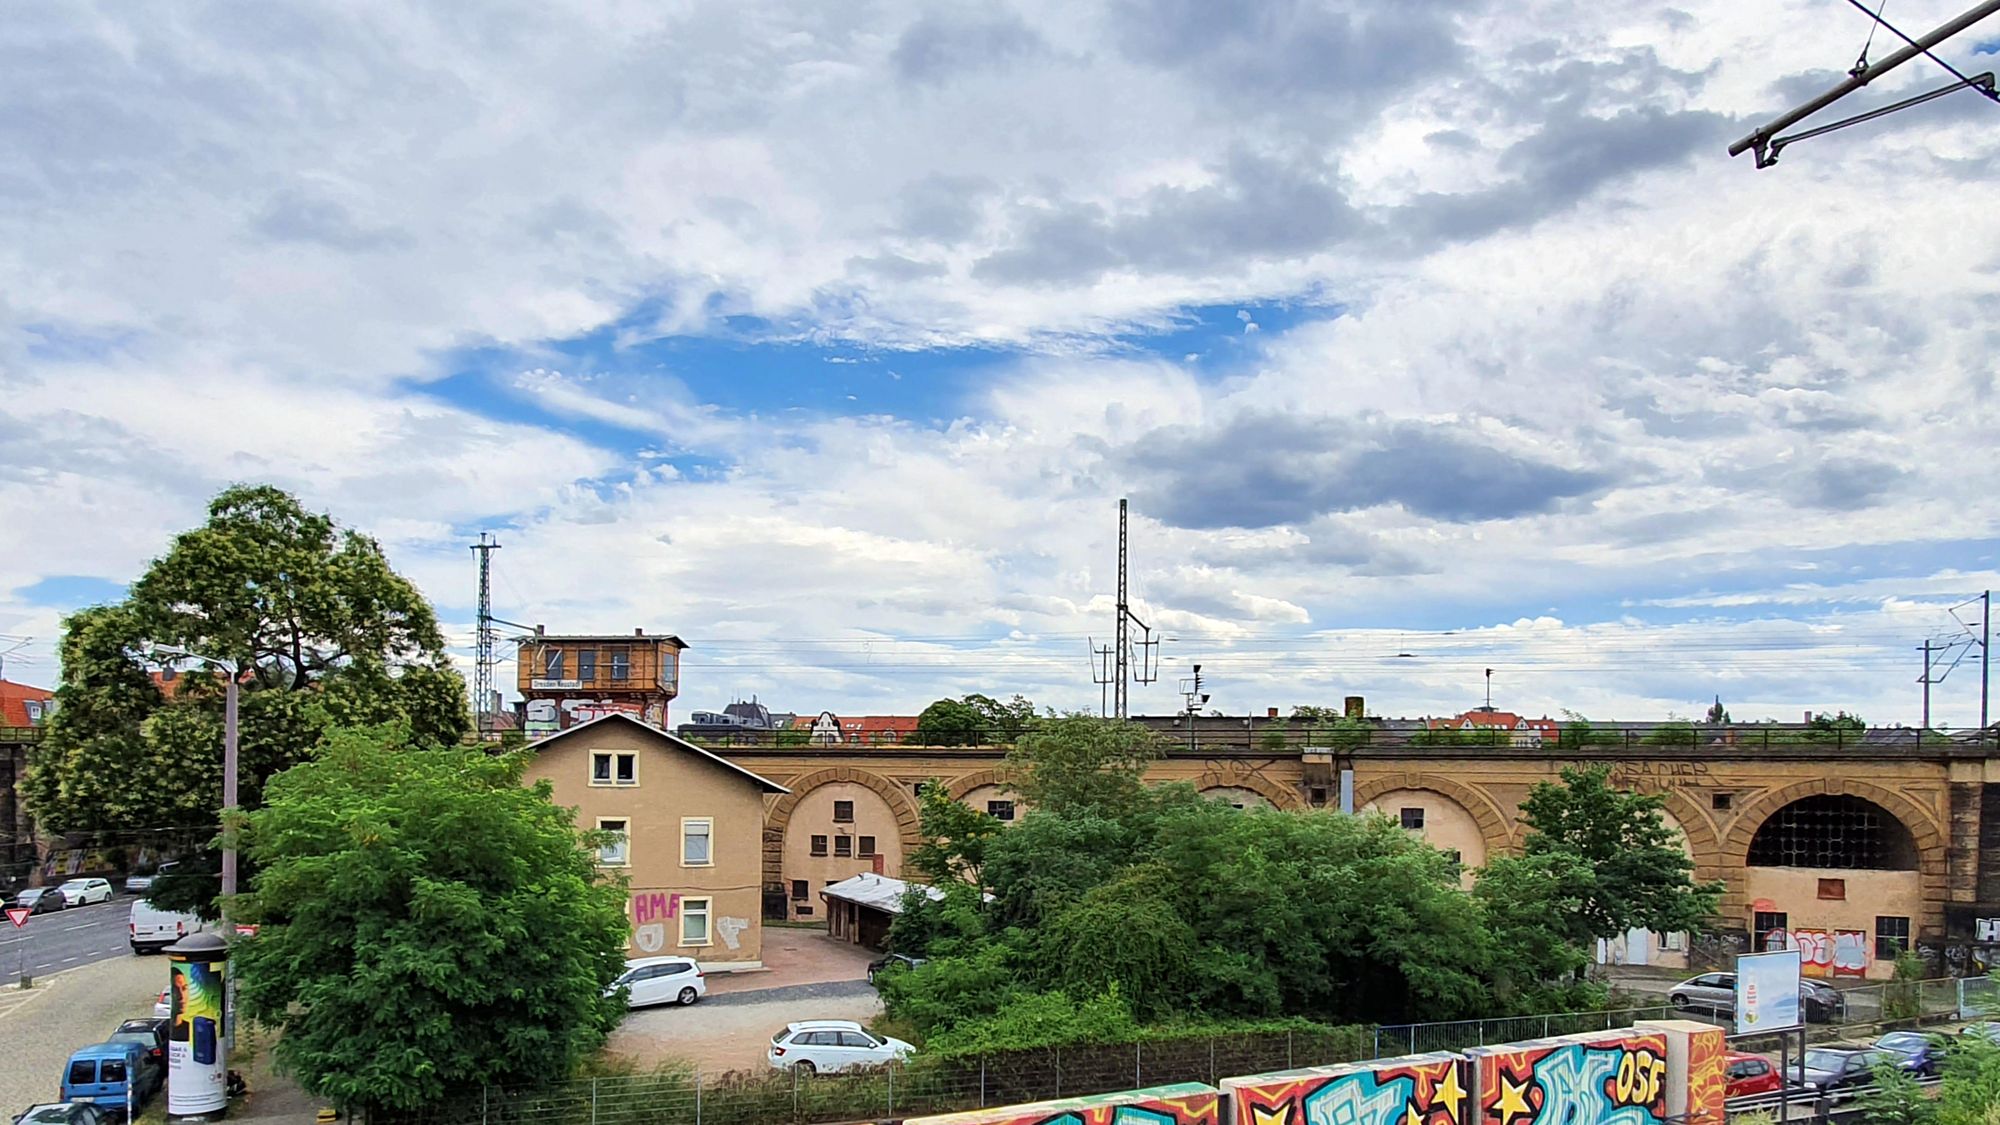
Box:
[165,932,230,1120]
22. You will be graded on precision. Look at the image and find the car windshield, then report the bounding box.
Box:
[1802,1050,1849,1070]
[22,1110,76,1124]
[1878,1033,1925,1051]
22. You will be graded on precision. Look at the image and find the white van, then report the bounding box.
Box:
[128,899,202,953]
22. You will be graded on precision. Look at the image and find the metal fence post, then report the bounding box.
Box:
[1368,1028,1375,1061]
[887,1060,895,1116]
[1135,1041,1142,1088]
[1543,1015,1550,1038]
[792,1059,800,1124]
[1055,1045,1062,1099]
[590,1076,598,1125]
[1209,1037,1217,1085]
[1289,1030,1295,1069]
[980,1057,987,1107]
[695,1068,702,1125]
[481,1086,488,1125]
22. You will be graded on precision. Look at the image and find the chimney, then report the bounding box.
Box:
[1267,707,1279,719]
[1345,695,1365,719]
[1804,710,1813,723]
[534,624,545,636]
[634,627,645,637]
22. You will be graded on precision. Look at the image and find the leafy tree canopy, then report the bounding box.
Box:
[231,724,630,1114]
[1518,764,1723,946]
[25,486,469,862]
[915,693,1037,746]
[1001,713,1159,819]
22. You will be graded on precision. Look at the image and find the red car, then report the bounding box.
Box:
[1726,1052,1781,1098]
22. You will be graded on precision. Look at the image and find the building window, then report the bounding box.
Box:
[609,647,630,682]
[791,880,808,900]
[681,897,711,946]
[1663,931,1687,951]
[1876,915,1911,959]
[1400,807,1426,831]
[810,834,828,857]
[1754,911,1789,949]
[858,836,876,857]
[1748,795,1918,870]
[833,800,854,823]
[591,751,636,786]
[682,818,712,866]
[596,818,629,867]
[987,800,1016,822]
[1308,786,1328,807]
[576,648,597,683]
[1712,792,1733,811]
[544,648,565,679]
[834,836,853,857]
[795,905,813,917]
[1817,878,1846,900]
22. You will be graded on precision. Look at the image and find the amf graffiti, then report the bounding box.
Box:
[1222,1053,1467,1125]
[1470,1032,1670,1125]
[905,1082,1220,1125]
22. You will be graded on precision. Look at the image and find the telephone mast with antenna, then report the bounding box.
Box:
[469,533,541,741]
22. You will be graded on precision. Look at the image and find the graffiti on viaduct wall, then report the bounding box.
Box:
[905,1082,1219,1125]
[910,1023,1726,1125]
[1222,1053,1467,1125]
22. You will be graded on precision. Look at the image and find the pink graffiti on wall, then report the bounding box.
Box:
[633,892,681,925]
[1770,928,1867,977]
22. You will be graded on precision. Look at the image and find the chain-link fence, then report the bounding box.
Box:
[373,981,1985,1125]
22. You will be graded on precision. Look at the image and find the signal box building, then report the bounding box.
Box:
[517,626,686,736]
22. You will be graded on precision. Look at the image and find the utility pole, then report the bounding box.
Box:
[1484,667,1493,711]
[471,534,501,740]
[1983,590,1991,730]
[1088,639,1115,717]
[1921,638,1935,731]
[1103,499,1159,719]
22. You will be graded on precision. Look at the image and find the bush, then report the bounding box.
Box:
[925,989,1142,1056]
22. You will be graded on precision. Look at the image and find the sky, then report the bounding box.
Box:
[2,1,1998,727]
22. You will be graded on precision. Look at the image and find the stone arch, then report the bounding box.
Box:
[1193,766,1304,811]
[1352,772,1515,854]
[763,767,923,889]
[1655,788,1728,886]
[943,768,1013,802]
[1719,777,1948,918]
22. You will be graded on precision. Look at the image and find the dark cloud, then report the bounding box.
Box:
[1119,412,1615,529]
[973,148,1362,284]
[253,190,411,252]
[895,174,994,242]
[1789,459,1908,510]
[890,10,1044,84]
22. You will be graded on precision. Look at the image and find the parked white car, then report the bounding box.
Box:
[767,1020,914,1074]
[56,878,113,907]
[608,957,706,1008]
[153,988,171,1018]
[129,899,202,953]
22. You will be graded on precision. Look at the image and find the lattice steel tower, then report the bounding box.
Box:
[471,533,501,739]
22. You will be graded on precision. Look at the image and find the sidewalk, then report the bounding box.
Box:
[0,954,164,1118]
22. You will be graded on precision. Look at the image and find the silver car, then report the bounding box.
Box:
[1669,971,1737,1014]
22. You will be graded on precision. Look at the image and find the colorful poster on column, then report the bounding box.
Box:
[167,955,229,1115]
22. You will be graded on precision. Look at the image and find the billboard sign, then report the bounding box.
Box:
[1735,949,1802,1033]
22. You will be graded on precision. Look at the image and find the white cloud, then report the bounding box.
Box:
[5,0,1999,725]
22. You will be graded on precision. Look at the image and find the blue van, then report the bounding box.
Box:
[59,1041,158,1110]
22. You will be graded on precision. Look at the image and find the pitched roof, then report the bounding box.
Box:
[528,712,789,793]
[0,679,53,727]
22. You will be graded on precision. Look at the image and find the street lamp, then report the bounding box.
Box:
[135,644,240,907]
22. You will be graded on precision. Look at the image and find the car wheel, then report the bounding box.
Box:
[794,1060,816,1076]
[1669,993,1689,1009]
[678,987,698,1006]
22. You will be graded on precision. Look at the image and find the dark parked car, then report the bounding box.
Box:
[1873,1030,1946,1077]
[106,1017,169,1070]
[1792,1046,1888,1094]
[10,887,68,915]
[865,953,926,984]
[1961,1022,2000,1045]
[12,1105,106,1125]
[1666,973,1844,1022]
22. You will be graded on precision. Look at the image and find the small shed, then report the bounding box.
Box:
[820,873,942,950]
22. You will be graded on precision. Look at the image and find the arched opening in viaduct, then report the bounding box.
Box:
[1739,792,1927,979]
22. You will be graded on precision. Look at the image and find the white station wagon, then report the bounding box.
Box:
[767,1020,914,1074]
[608,956,706,1008]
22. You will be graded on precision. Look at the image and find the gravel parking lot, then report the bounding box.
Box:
[608,980,883,1075]
[0,954,166,1118]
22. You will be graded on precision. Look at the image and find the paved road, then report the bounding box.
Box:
[0,896,137,985]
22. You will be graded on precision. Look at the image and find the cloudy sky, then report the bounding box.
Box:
[3,1,1998,726]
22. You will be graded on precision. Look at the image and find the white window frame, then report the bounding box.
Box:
[681,817,714,867]
[596,817,630,868]
[591,751,638,787]
[680,896,711,946]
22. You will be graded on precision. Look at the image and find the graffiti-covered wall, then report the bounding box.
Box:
[1634,1020,1726,1125]
[1468,1031,1670,1125]
[903,1082,1219,1125]
[1221,1053,1468,1125]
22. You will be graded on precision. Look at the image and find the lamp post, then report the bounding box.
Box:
[141,645,240,904]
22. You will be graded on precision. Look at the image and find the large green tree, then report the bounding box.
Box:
[1516,765,1723,949]
[1001,713,1159,819]
[915,693,1037,746]
[25,486,469,847]
[231,724,630,1114]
